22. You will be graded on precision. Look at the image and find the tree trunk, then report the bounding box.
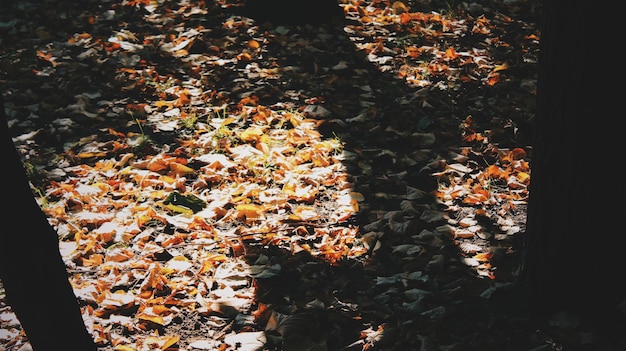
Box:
[0,94,97,350]
[521,0,625,319]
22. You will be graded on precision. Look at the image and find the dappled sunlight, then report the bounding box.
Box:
[4,1,373,348]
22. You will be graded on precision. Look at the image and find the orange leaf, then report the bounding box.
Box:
[237,52,252,61]
[81,254,104,267]
[399,12,412,24]
[247,39,260,49]
[484,164,502,179]
[238,96,258,107]
[36,51,57,66]
[152,305,171,315]
[463,193,488,205]
[161,234,185,247]
[175,91,191,106]
[473,252,492,261]
[444,47,458,60]
[486,73,500,86]
[118,67,136,74]
[406,46,421,58]
[147,156,170,172]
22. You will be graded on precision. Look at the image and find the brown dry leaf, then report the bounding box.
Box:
[508,147,527,161]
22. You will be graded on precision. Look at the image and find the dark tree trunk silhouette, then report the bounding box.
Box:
[521,0,625,320]
[0,94,97,350]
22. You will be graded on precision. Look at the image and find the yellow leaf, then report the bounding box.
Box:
[144,335,180,350]
[161,336,180,350]
[169,161,195,176]
[236,203,264,221]
[160,175,177,184]
[163,203,194,215]
[219,117,236,128]
[240,126,264,142]
[137,312,165,325]
[100,290,136,309]
[493,63,509,72]
[517,171,530,183]
[282,182,296,196]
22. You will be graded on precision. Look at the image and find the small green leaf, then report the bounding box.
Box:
[163,191,206,213]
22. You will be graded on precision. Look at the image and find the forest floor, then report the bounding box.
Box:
[1,0,624,350]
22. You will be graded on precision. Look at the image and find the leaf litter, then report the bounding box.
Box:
[3,0,613,350]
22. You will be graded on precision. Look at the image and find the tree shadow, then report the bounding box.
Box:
[227,2,538,349]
